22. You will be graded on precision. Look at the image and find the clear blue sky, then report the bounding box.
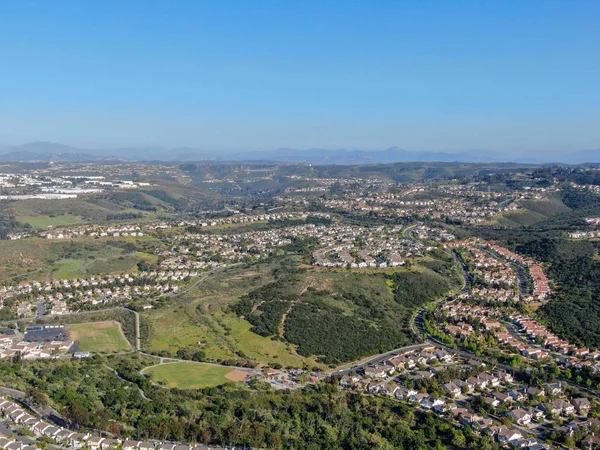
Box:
[0,0,598,155]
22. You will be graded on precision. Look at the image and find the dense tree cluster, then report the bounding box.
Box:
[0,354,500,449]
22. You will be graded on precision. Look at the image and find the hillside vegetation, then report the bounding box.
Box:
[144,260,323,369]
[233,258,460,364]
[517,237,600,348]
[496,196,571,228]
[0,236,158,282]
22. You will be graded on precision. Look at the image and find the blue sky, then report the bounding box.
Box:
[0,0,598,155]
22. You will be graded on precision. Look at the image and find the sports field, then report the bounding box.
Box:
[143,362,246,389]
[67,321,131,353]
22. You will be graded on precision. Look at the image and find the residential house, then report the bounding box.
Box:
[571,397,591,415]
[544,382,562,396]
[507,389,526,402]
[479,373,500,387]
[101,439,121,449]
[173,446,192,450]
[442,382,461,397]
[70,433,88,449]
[41,425,60,438]
[122,440,141,450]
[363,364,390,378]
[582,435,600,450]
[54,430,73,444]
[497,428,523,444]
[32,421,52,437]
[526,386,545,400]
[138,442,156,450]
[86,436,105,450]
[368,382,386,395]
[507,408,532,426]
[492,391,512,404]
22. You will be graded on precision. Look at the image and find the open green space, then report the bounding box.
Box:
[145,261,320,368]
[18,214,84,228]
[52,250,154,279]
[67,321,131,353]
[146,256,460,368]
[8,198,124,222]
[0,236,159,281]
[144,362,234,389]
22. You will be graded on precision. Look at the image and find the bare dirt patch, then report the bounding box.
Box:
[231,271,261,280]
[225,370,250,382]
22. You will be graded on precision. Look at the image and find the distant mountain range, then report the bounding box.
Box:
[0,141,599,165]
[0,142,126,163]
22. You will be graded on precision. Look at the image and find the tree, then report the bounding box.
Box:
[564,435,575,448]
[26,387,48,408]
[67,402,90,428]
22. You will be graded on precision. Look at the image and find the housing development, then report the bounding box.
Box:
[2,160,600,449]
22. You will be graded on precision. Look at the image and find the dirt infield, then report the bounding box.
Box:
[225,370,251,382]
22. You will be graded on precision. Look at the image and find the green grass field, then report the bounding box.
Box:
[144,362,236,389]
[52,250,152,279]
[18,214,84,229]
[67,321,131,353]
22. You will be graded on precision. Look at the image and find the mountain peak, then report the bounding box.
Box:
[14,141,80,154]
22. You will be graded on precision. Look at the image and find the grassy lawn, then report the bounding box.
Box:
[67,321,131,353]
[144,362,235,389]
[18,214,84,229]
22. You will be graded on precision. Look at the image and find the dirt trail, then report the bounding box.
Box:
[279,301,298,336]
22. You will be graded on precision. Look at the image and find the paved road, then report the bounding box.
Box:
[0,386,25,399]
[403,224,419,239]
